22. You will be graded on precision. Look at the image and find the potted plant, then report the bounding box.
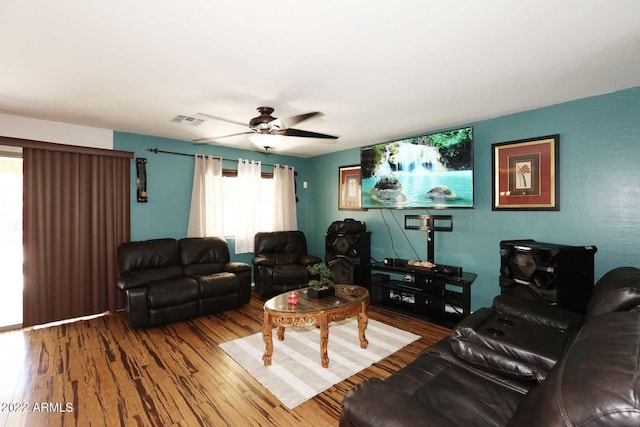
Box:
[307,263,336,298]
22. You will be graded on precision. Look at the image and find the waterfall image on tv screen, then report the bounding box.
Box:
[360,126,473,209]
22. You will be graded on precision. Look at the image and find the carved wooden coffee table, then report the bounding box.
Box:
[262,285,370,368]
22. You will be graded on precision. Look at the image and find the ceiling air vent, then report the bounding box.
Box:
[171,115,204,126]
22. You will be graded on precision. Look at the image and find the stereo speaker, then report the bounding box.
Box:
[499,239,597,313]
[325,231,371,265]
[325,231,371,285]
[327,218,366,235]
[327,257,358,284]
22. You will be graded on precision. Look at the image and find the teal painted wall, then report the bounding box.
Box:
[307,87,640,310]
[113,87,640,309]
[113,132,313,265]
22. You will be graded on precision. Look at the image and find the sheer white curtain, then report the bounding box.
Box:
[273,164,298,231]
[187,155,224,237]
[234,159,262,253]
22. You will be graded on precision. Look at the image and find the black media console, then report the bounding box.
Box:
[366,261,477,327]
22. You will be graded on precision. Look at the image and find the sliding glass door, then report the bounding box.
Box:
[0,153,23,329]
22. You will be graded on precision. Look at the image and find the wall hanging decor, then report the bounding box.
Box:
[339,165,365,210]
[492,135,559,211]
[136,157,148,202]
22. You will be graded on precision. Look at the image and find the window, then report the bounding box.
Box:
[221,174,274,237]
[0,152,23,329]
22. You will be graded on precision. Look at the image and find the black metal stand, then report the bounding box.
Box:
[404,215,453,263]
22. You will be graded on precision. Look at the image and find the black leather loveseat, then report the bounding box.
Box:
[117,237,251,328]
[340,267,640,426]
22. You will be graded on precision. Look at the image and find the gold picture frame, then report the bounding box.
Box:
[492,135,559,210]
[338,165,365,210]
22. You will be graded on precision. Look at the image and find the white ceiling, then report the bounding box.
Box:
[1,1,639,157]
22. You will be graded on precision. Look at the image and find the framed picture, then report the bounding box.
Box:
[136,157,148,203]
[492,135,559,211]
[338,165,365,210]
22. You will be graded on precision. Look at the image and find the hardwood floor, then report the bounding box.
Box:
[0,290,450,427]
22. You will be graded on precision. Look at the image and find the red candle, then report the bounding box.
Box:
[287,291,299,303]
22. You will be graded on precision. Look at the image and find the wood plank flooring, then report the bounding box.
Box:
[0,290,450,427]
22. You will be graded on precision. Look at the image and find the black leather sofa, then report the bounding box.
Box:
[340,267,640,426]
[252,231,322,298]
[116,237,251,328]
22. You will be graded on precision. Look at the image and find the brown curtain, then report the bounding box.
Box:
[21,143,132,327]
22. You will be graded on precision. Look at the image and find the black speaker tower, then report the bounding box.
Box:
[325,219,371,286]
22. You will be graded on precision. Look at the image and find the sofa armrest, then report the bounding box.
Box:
[124,286,150,328]
[493,293,583,330]
[224,262,251,274]
[299,255,322,265]
[116,274,148,290]
[585,266,640,318]
[449,308,552,382]
[252,255,274,267]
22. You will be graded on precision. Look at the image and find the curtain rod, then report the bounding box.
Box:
[147,148,293,169]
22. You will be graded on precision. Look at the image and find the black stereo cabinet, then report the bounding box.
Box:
[499,239,597,313]
[366,262,476,327]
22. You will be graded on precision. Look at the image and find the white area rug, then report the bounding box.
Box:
[219,318,420,409]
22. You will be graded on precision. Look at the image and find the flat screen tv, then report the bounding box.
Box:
[360,126,474,209]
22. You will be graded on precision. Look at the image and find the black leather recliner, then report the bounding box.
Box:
[116,237,251,328]
[252,231,322,298]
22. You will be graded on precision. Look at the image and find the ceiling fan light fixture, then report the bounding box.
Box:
[197,106,336,149]
[249,133,282,149]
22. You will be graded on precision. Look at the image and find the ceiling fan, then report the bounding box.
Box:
[193,106,338,150]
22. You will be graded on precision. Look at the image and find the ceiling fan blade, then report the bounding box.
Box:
[196,112,249,128]
[281,111,324,128]
[193,131,253,142]
[281,128,339,139]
